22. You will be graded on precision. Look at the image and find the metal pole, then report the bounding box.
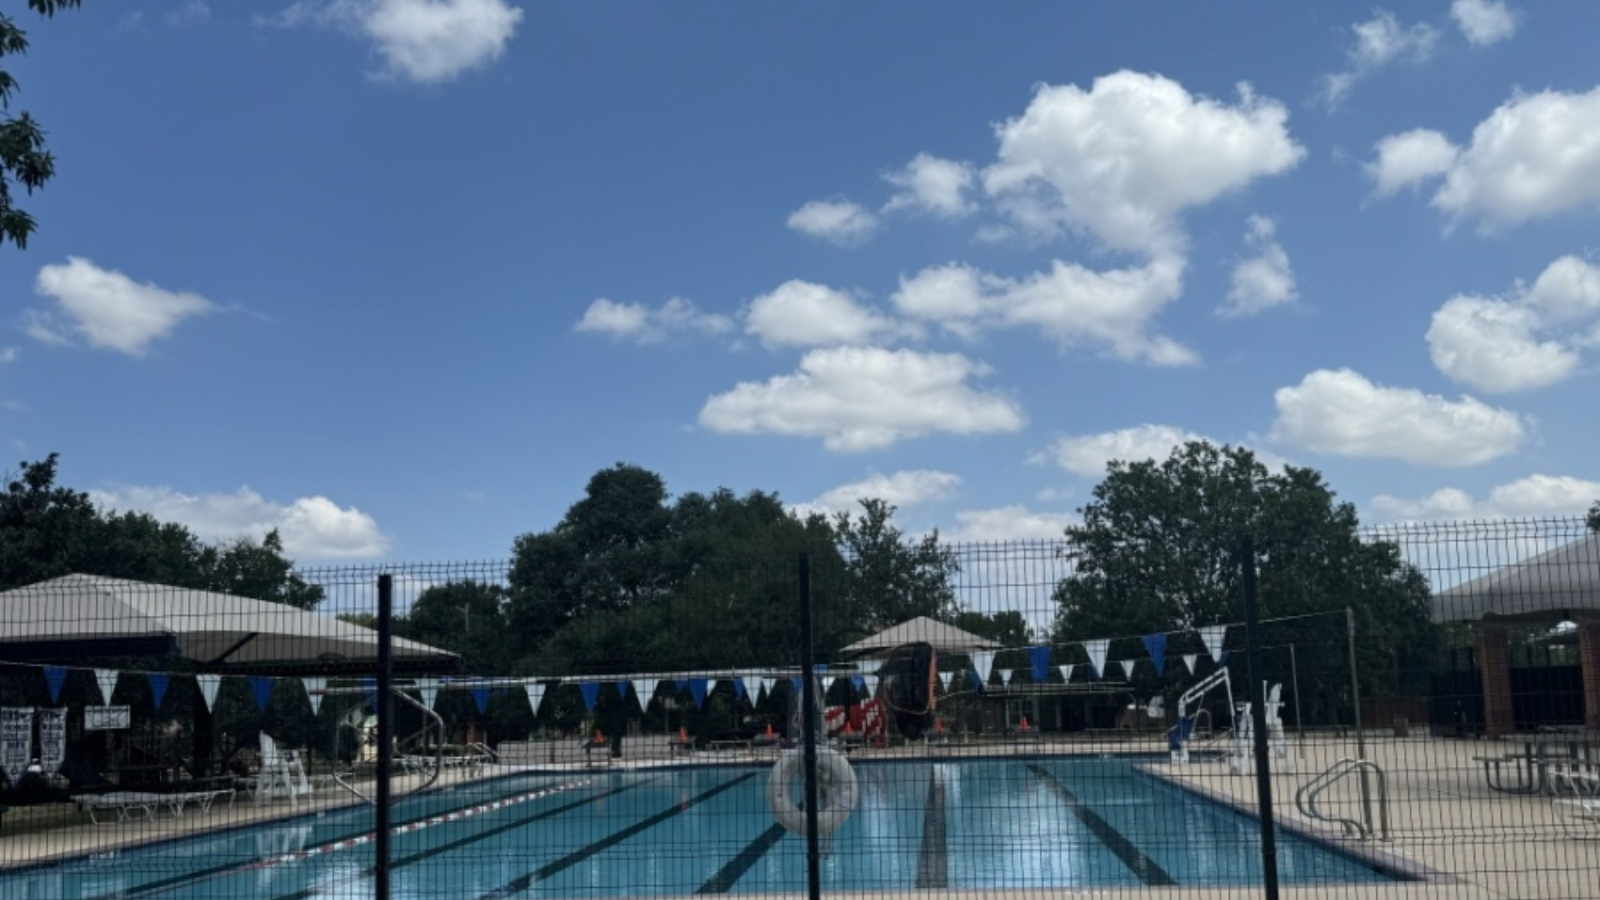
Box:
[1289,643,1304,756]
[1240,537,1280,900]
[1347,607,1373,831]
[375,574,395,900]
[797,554,822,900]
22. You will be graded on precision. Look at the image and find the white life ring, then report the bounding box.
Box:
[767,748,858,836]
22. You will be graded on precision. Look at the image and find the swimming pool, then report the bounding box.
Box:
[4,756,1406,899]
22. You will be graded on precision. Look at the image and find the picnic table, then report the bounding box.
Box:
[1478,730,1600,795]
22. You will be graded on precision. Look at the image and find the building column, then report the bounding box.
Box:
[1477,624,1515,738]
[1578,621,1600,734]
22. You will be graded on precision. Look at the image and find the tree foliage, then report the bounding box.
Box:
[1,1,81,249]
[0,453,323,607]
[1588,500,1599,533]
[1052,441,1439,723]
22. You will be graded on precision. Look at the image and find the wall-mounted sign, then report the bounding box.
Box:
[85,706,131,731]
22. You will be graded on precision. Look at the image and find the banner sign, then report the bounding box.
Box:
[0,707,33,785]
[38,708,66,774]
[85,705,131,731]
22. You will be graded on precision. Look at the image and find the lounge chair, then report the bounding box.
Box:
[1552,766,1600,839]
[71,789,232,824]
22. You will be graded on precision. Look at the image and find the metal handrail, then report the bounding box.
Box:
[1295,757,1390,841]
[331,690,445,805]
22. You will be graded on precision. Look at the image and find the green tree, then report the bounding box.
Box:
[201,530,325,609]
[951,610,1031,647]
[834,498,960,633]
[1588,500,1599,533]
[401,580,513,674]
[1052,441,1438,724]
[1,1,82,249]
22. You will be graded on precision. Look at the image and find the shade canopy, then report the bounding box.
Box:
[841,615,1001,658]
[0,573,459,675]
[1431,532,1600,625]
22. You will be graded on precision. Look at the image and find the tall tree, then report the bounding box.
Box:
[201,530,325,609]
[401,580,513,674]
[1,1,82,249]
[1588,500,1599,533]
[834,498,960,633]
[1053,441,1438,722]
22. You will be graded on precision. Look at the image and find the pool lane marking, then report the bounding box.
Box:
[915,767,949,889]
[695,823,788,894]
[256,779,653,900]
[1025,763,1177,887]
[474,771,760,900]
[111,776,605,900]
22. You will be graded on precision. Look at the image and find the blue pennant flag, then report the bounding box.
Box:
[689,678,709,708]
[578,682,600,712]
[44,665,68,704]
[250,676,274,712]
[616,681,629,699]
[471,685,491,714]
[969,670,984,692]
[1027,646,1051,683]
[147,673,169,710]
[1141,634,1167,674]
[733,678,747,701]
[674,679,689,693]
[362,678,378,710]
[850,676,865,695]
[789,677,803,695]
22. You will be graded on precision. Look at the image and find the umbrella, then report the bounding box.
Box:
[0,573,459,674]
[841,616,1001,658]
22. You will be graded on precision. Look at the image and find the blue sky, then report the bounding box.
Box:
[3,1,1598,565]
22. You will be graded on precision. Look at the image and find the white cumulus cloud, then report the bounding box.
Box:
[1373,474,1600,521]
[1367,129,1459,197]
[982,71,1303,255]
[892,254,1196,366]
[1220,215,1297,317]
[744,280,902,349]
[262,0,522,84]
[573,297,733,344]
[793,470,963,519]
[1451,0,1519,47]
[1038,424,1291,478]
[1320,9,1439,109]
[1427,255,1600,393]
[945,505,1076,543]
[698,346,1024,452]
[786,200,879,246]
[26,257,214,356]
[1270,368,1525,466]
[882,153,976,219]
[90,485,391,560]
[1377,86,1600,231]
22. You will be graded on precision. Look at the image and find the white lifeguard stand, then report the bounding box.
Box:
[1228,683,1295,774]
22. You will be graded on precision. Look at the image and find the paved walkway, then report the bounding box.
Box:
[2,732,1595,899]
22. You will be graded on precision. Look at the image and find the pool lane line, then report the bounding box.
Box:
[110,776,606,900]
[915,767,949,889]
[1025,763,1176,887]
[256,779,654,900]
[696,823,789,894]
[474,771,761,900]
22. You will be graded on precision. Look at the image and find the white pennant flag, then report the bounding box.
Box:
[1199,625,1228,662]
[937,671,952,690]
[998,668,1014,685]
[824,676,840,693]
[1182,654,1198,675]
[1084,640,1109,679]
[419,682,439,711]
[861,675,879,697]
[970,651,996,685]
[302,677,326,715]
[632,679,656,710]
[524,682,546,714]
[1114,660,1133,680]
[1057,664,1075,682]
[95,669,119,705]
[196,674,222,712]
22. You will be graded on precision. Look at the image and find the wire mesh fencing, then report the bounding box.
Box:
[0,518,1596,899]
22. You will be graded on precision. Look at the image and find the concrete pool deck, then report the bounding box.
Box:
[1,732,1593,899]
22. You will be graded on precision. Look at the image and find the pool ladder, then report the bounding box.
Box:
[1295,757,1389,841]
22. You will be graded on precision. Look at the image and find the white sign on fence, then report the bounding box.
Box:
[0,707,33,784]
[85,706,131,731]
[38,708,67,774]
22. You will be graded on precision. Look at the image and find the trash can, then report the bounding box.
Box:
[1393,715,1410,738]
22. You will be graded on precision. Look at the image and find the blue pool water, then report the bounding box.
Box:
[3,757,1404,899]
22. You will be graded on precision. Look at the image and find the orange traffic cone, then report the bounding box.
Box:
[1019,716,1031,731]
[764,723,775,738]
[678,726,688,742]
[593,728,605,744]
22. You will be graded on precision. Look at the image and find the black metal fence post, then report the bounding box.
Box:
[797,552,822,900]
[1241,536,1280,900]
[375,573,394,900]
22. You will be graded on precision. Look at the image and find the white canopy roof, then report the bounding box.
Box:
[0,573,458,673]
[1431,532,1600,624]
[841,615,1001,657]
